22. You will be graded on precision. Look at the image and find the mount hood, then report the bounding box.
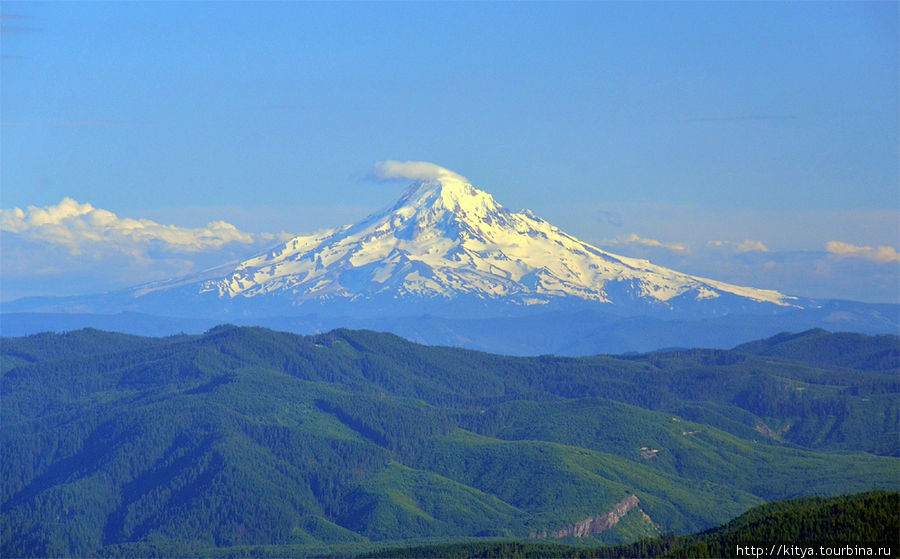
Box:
[120,164,798,318]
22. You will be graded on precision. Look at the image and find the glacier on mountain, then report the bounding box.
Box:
[137,163,795,313]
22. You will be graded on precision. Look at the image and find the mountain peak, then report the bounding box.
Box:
[136,161,796,312]
[371,160,499,217]
[392,173,504,222]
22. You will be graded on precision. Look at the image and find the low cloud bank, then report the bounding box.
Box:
[709,240,769,253]
[0,198,256,254]
[826,241,900,263]
[608,233,688,253]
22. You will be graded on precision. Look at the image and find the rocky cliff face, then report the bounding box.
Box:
[530,494,641,539]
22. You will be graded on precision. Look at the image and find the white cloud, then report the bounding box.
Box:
[826,241,900,263]
[737,240,768,253]
[0,198,256,254]
[0,199,296,300]
[874,246,900,263]
[708,240,769,253]
[371,160,469,183]
[826,241,871,258]
[609,233,688,253]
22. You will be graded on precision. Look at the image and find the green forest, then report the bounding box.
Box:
[364,491,899,559]
[2,326,898,557]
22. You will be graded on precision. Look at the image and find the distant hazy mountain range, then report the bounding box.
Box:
[3,170,896,352]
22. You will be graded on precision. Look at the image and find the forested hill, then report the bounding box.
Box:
[734,328,900,371]
[2,327,898,557]
[365,491,900,559]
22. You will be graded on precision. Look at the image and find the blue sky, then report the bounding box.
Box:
[1,2,898,303]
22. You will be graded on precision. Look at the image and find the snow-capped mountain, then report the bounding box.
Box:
[8,163,899,353]
[134,165,796,316]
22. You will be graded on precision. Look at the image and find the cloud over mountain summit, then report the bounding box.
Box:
[371,160,469,183]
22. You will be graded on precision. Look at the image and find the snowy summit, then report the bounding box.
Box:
[137,161,795,315]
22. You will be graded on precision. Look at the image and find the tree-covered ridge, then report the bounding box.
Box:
[735,328,900,372]
[1,327,897,557]
[363,491,900,559]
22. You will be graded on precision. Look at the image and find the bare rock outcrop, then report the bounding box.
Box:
[530,494,640,539]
